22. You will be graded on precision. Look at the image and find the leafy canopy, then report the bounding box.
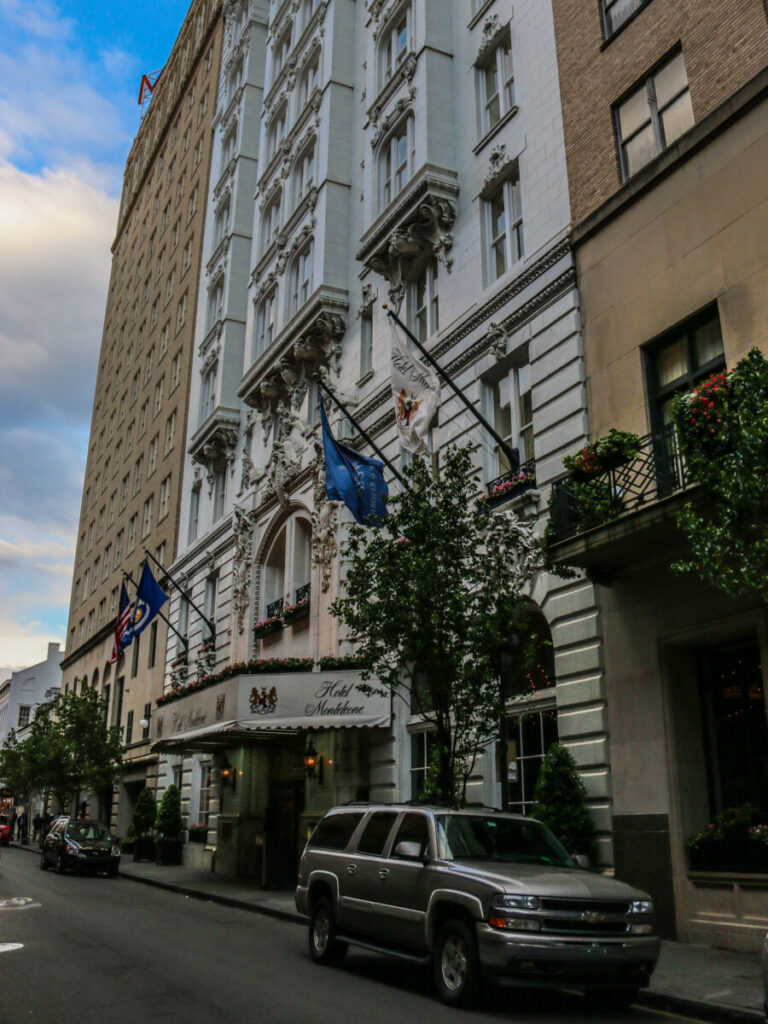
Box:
[671,348,768,601]
[332,444,542,806]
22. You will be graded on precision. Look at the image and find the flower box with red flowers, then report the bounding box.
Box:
[253,616,283,639]
[282,597,310,624]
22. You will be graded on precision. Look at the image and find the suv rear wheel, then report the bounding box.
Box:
[433,918,481,1008]
[308,897,347,966]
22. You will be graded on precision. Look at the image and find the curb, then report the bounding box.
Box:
[119,868,306,926]
[637,990,765,1024]
[12,842,765,1022]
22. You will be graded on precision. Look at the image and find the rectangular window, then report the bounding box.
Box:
[17,705,31,729]
[478,36,515,135]
[159,474,171,520]
[485,172,523,282]
[131,635,140,678]
[616,51,694,180]
[198,763,212,825]
[127,514,137,553]
[506,706,558,815]
[213,468,226,521]
[204,573,217,641]
[126,710,134,745]
[360,309,373,377]
[164,411,176,454]
[142,496,153,538]
[602,0,647,37]
[407,259,439,342]
[410,731,436,799]
[148,621,158,669]
[489,365,534,476]
[143,703,151,740]
[188,486,200,543]
[645,305,724,433]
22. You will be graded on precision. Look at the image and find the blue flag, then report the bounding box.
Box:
[319,399,388,525]
[131,561,169,636]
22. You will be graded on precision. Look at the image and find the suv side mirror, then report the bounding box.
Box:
[572,853,591,870]
[394,840,428,862]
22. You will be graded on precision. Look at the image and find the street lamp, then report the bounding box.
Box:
[494,635,520,812]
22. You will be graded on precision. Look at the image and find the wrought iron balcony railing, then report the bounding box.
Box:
[266,597,284,620]
[295,583,310,605]
[548,428,690,545]
[485,457,536,507]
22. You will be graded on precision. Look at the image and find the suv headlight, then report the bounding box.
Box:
[629,900,653,915]
[111,846,121,857]
[492,894,540,911]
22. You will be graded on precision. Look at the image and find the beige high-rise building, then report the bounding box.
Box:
[60,0,223,832]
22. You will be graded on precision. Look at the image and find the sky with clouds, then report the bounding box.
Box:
[0,0,191,676]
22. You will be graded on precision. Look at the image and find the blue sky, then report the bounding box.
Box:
[0,0,192,675]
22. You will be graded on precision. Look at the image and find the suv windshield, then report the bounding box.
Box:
[67,823,112,843]
[436,814,574,868]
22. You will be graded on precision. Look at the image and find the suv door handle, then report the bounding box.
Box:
[347,864,356,875]
[378,868,389,879]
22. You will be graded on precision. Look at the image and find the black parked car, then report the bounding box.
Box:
[40,818,121,876]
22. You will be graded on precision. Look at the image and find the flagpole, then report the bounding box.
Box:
[124,570,189,650]
[315,376,408,487]
[384,307,519,470]
[141,550,215,639]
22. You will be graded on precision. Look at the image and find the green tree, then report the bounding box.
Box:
[532,742,595,857]
[332,444,542,806]
[671,348,768,601]
[0,729,33,800]
[156,784,182,838]
[132,787,158,838]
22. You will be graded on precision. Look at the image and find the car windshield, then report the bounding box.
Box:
[67,823,113,843]
[435,814,574,868]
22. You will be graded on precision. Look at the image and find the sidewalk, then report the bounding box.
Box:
[10,841,766,1021]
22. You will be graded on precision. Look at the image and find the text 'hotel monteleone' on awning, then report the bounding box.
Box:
[151,670,391,753]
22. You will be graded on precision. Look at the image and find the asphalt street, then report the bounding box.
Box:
[0,847,708,1024]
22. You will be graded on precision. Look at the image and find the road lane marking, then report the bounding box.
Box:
[0,897,41,910]
[0,944,24,953]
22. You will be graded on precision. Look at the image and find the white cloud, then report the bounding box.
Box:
[0,0,74,41]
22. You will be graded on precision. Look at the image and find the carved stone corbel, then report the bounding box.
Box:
[310,437,338,592]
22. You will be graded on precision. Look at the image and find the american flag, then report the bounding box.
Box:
[108,582,134,664]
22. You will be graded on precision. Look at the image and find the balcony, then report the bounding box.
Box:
[485,457,537,509]
[546,430,693,577]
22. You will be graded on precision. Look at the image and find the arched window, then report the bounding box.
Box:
[207,276,225,331]
[272,25,292,81]
[379,4,410,87]
[266,102,287,162]
[214,199,230,247]
[261,189,282,252]
[255,287,278,355]
[379,117,413,210]
[261,515,312,619]
[297,50,320,109]
[289,240,313,315]
[292,141,315,207]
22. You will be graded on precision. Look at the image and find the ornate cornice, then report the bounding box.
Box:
[367,52,417,127]
[188,407,241,464]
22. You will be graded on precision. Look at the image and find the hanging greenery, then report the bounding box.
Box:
[670,347,768,601]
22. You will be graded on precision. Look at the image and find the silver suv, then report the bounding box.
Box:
[296,804,660,1009]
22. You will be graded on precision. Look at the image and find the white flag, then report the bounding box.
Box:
[390,319,440,454]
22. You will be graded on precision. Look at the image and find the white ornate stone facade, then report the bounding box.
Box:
[161,0,612,870]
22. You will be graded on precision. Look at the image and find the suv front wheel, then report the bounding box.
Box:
[433,918,481,1008]
[308,897,347,966]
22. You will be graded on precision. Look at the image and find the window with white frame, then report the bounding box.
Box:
[18,705,31,729]
[127,514,137,552]
[266,103,287,161]
[488,364,534,477]
[601,0,646,37]
[214,200,230,246]
[380,7,409,86]
[213,467,227,522]
[478,34,514,135]
[255,288,278,355]
[201,366,217,420]
[305,378,320,428]
[406,259,439,342]
[203,572,218,640]
[300,0,320,29]
[485,171,523,282]
[261,190,282,252]
[142,496,153,538]
[154,377,164,416]
[506,706,558,815]
[148,435,158,477]
[410,730,436,799]
[208,277,224,329]
[298,51,320,109]
[164,411,176,454]
[188,485,200,544]
[289,241,313,314]
[616,50,694,180]
[261,514,312,619]
[379,118,412,210]
[272,25,292,81]
[292,142,315,206]
[159,474,171,520]
[198,763,213,825]
[360,308,373,377]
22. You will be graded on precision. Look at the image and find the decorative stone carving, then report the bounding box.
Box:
[192,426,239,495]
[486,320,509,360]
[367,196,457,310]
[370,96,412,149]
[359,283,377,316]
[265,399,306,508]
[237,446,256,496]
[477,14,501,61]
[484,509,543,594]
[311,437,338,592]
[369,53,417,128]
[232,504,254,634]
[482,143,516,194]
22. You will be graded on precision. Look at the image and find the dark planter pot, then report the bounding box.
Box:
[689,838,768,873]
[284,604,310,624]
[188,828,208,844]
[253,622,282,639]
[132,836,156,862]
[155,838,183,865]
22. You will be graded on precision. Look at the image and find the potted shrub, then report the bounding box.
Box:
[595,429,641,470]
[155,784,183,866]
[532,743,595,860]
[563,444,601,482]
[687,804,767,872]
[131,787,158,862]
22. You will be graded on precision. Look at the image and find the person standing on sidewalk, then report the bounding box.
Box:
[16,810,27,844]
